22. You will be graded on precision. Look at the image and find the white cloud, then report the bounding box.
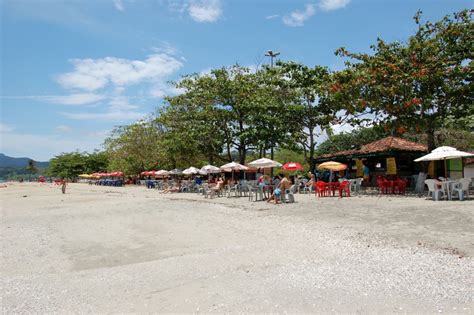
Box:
[57,53,184,91]
[61,96,144,121]
[86,130,111,138]
[318,0,350,11]
[0,123,14,133]
[188,0,222,23]
[113,0,124,11]
[43,93,106,105]
[52,47,184,123]
[265,14,279,20]
[55,125,72,133]
[282,3,316,27]
[107,96,139,111]
[62,110,145,121]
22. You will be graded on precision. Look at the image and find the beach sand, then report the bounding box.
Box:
[1,183,473,313]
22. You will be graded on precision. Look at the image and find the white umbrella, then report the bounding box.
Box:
[220,162,249,171]
[169,168,182,175]
[156,170,170,176]
[414,146,474,177]
[414,146,473,162]
[248,158,282,168]
[200,164,220,179]
[183,167,200,175]
[200,164,221,174]
[220,162,248,181]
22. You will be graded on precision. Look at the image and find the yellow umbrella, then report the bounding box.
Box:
[78,174,92,178]
[318,161,348,171]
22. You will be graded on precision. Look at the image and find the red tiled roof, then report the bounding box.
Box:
[317,136,427,160]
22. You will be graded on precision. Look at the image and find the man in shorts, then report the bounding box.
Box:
[267,176,291,204]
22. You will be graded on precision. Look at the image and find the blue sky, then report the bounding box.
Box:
[1,0,471,161]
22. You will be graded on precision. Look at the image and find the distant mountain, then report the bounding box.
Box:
[0,153,49,168]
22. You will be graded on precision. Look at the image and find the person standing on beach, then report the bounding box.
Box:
[61,179,67,194]
[363,162,370,186]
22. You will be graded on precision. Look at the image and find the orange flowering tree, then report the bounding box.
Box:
[333,10,473,150]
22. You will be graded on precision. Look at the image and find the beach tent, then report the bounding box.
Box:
[414,146,474,177]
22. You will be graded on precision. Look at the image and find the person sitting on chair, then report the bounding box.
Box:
[267,176,291,204]
[305,174,315,192]
[208,177,225,197]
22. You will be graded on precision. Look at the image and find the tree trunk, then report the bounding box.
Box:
[270,145,274,177]
[308,128,315,174]
[426,128,436,152]
[239,147,247,165]
[226,142,232,162]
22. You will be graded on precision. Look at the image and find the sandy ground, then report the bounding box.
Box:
[1,182,473,313]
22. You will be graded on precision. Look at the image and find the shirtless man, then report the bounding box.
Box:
[267,176,291,204]
[209,177,225,198]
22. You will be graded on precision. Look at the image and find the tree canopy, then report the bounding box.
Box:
[50,9,472,176]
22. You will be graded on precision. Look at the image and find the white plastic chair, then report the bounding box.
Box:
[451,178,471,201]
[424,179,445,201]
[248,185,264,201]
[352,178,363,193]
[284,185,296,203]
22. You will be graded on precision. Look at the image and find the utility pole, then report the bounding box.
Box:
[265,50,280,177]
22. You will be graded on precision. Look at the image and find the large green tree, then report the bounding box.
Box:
[334,10,473,150]
[274,61,343,172]
[104,119,163,175]
[47,152,87,179]
[161,65,291,165]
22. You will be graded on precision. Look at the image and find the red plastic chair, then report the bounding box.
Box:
[315,181,328,198]
[338,180,351,198]
[376,178,390,194]
[394,179,407,194]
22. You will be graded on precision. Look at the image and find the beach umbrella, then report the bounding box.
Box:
[248,158,282,168]
[281,162,304,171]
[220,162,248,181]
[201,164,221,174]
[109,171,124,177]
[317,161,348,171]
[220,162,248,171]
[414,146,474,177]
[414,146,474,162]
[156,170,170,176]
[169,168,183,175]
[200,164,220,179]
[183,167,200,175]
